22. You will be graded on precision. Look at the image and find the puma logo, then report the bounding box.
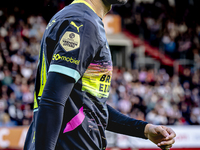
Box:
[70,21,83,32]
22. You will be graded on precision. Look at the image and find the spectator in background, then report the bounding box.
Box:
[0,113,16,127]
[108,66,200,125]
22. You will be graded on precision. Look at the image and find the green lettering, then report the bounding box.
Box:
[66,57,70,61]
[55,54,61,60]
[52,54,80,65]
[70,57,74,63]
[52,54,56,60]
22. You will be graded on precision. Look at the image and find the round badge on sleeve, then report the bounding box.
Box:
[60,31,80,52]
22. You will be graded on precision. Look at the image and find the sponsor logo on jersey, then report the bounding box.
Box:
[82,62,113,98]
[60,31,80,51]
[70,21,83,32]
[52,54,80,65]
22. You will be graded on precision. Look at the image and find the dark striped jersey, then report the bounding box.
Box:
[25,0,113,149]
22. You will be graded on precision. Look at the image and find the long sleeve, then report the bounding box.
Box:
[106,104,148,139]
[35,72,75,150]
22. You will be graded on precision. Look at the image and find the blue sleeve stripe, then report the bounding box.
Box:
[48,64,81,82]
[33,108,39,112]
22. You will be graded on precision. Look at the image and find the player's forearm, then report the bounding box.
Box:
[35,72,75,149]
[106,104,148,139]
[35,102,64,150]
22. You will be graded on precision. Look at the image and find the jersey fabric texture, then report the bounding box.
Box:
[24,1,148,150]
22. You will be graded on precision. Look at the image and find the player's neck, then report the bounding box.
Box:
[84,0,111,19]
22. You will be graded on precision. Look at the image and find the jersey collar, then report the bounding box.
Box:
[71,0,96,13]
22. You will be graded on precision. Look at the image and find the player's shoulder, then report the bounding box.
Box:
[47,3,104,44]
[59,3,103,35]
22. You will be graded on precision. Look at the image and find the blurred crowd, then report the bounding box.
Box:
[113,0,200,61]
[0,15,46,126]
[108,66,200,125]
[0,0,200,127]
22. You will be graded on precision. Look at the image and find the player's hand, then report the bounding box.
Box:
[144,124,176,150]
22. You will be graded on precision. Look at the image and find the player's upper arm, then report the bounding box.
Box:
[48,19,100,83]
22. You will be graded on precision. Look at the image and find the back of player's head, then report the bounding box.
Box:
[103,0,128,5]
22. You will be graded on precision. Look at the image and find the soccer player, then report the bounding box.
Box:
[24,0,176,149]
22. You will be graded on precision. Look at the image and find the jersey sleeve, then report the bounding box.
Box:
[106,104,148,139]
[48,19,100,82]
